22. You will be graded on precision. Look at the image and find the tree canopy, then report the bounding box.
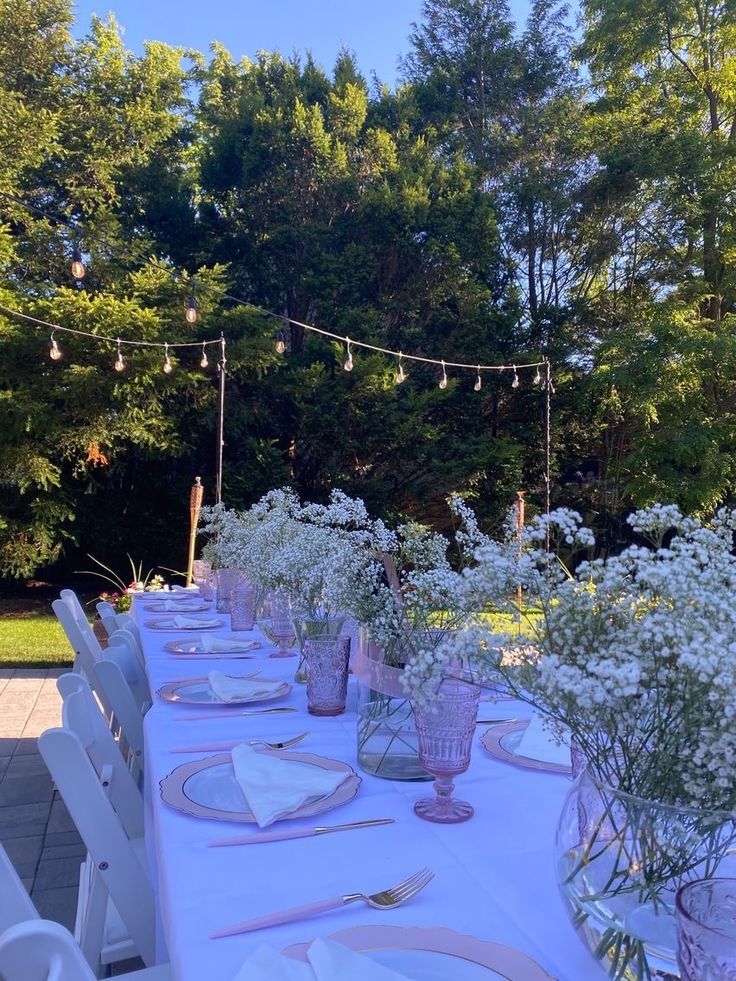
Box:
[1,0,735,580]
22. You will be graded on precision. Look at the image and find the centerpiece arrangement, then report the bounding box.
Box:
[402,503,736,978]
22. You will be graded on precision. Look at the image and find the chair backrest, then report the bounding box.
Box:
[0,918,97,981]
[115,613,142,653]
[103,633,150,711]
[52,599,116,725]
[110,624,146,673]
[57,674,143,839]
[93,645,148,777]
[0,843,39,936]
[96,601,118,638]
[38,726,155,967]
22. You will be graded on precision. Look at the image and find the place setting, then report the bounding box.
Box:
[479,713,572,776]
[163,635,262,658]
[156,669,291,707]
[145,613,225,631]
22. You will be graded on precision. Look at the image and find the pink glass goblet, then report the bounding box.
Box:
[413,679,481,824]
[215,568,240,613]
[230,580,258,632]
[677,878,736,980]
[303,636,351,716]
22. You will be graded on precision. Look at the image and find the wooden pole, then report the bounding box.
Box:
[186,476,204,587]
[515,489,526,615]
[216,335,226,504]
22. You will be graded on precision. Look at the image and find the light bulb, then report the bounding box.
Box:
[163,344,173,374]
[511,366,519,389]
[185,295,197,324]
[396,355,406,384]
[49,334,62,361]
[474,368,482,392]
[275,330,286,354]
[534,367,542,385]
[114,340,125,372]
[200,344,208,368]
[70,247,85,280]
[439,361,447,389]
[343,339,353,372]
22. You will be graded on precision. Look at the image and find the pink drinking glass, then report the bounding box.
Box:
[413,679,481,824]
[677,878,736,979]
[303,636,351,716]
[230,580,258,631]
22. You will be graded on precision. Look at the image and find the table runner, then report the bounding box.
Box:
[137,605,601,980]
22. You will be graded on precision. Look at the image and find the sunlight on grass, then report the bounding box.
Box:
[0,615,72,666]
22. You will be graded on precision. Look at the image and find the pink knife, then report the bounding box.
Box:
[208,818,395,847]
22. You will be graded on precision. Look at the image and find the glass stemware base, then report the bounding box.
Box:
[414,776,474,824]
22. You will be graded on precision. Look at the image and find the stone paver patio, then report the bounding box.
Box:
[0,667,83,933]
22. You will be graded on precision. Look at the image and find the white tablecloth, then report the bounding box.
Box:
[136,602,601,981]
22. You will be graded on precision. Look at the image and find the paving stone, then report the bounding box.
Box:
[14,736,42,756]
[0,738,18,756]
[0,755,10,781]
[47,796,76,834]
[2,835,43,876]
[44,830,85,849]
[31,886,77,932]
[20,877,32,893]
[0,801,51,838]
[34,854,82,891]
[42,839,86,861]
[5,753,48,777]
[0,773,53,807]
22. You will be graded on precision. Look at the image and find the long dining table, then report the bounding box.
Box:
[135,597,601,980]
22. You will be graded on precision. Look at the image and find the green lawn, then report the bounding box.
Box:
[0,615,73,667]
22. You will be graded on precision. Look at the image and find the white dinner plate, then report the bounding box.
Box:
[142,602,211,612]
[159,751,361,823]
[156,676,290,705]
[145,617,224,631]
[284,925,554,979]
[163,638,260,655]
[480,721,571,776]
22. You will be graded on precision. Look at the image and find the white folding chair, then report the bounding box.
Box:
[0,919,171,981]
[52,599,118,726]
[0,842,39,936]
[92,644,149,779]
[96,601,119,638]
[39,684,156,973]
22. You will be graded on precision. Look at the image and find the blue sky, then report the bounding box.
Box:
[70,0,533,87]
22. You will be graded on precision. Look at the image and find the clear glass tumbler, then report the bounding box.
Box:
[413,680,480,824]
[304,636,351,716]
[262,589,296,658]
[193,559,213,600]
[215,568,240,613]
[230,580,258,632]
[677,878,736,980]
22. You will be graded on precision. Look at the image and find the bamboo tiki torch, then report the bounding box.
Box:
[186,476,204,587]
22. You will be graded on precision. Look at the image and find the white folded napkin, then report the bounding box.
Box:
[230,744,348,828]
[307,938,412,979]
[232,940,412,981]
[172,615,220,628]
[516,713,571,766]
[172,584,200,593]
[233,944,312,980]
[208,671,283,703]
[201,635,257,654]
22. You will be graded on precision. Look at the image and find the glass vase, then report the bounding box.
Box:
[293,616,345,684]
[555,769,736,978]
[357,680,433,782]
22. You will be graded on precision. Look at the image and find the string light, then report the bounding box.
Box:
[185,294,198,324]
[534,366,542,386]
[70,246,85,280]
[275,330,286,354]
[49,331,62,361]
[439,360,448,389]
[200,343,208,368]
[474,367,482,392]
[1,193,552,388]
[343,338,353,372]
[163,342,173,374]
[113,338,125,372]
[396,353,406,384]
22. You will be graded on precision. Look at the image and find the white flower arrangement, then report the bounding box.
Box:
[404,501,736,811]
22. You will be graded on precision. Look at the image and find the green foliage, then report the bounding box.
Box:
[2,0,736,580]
